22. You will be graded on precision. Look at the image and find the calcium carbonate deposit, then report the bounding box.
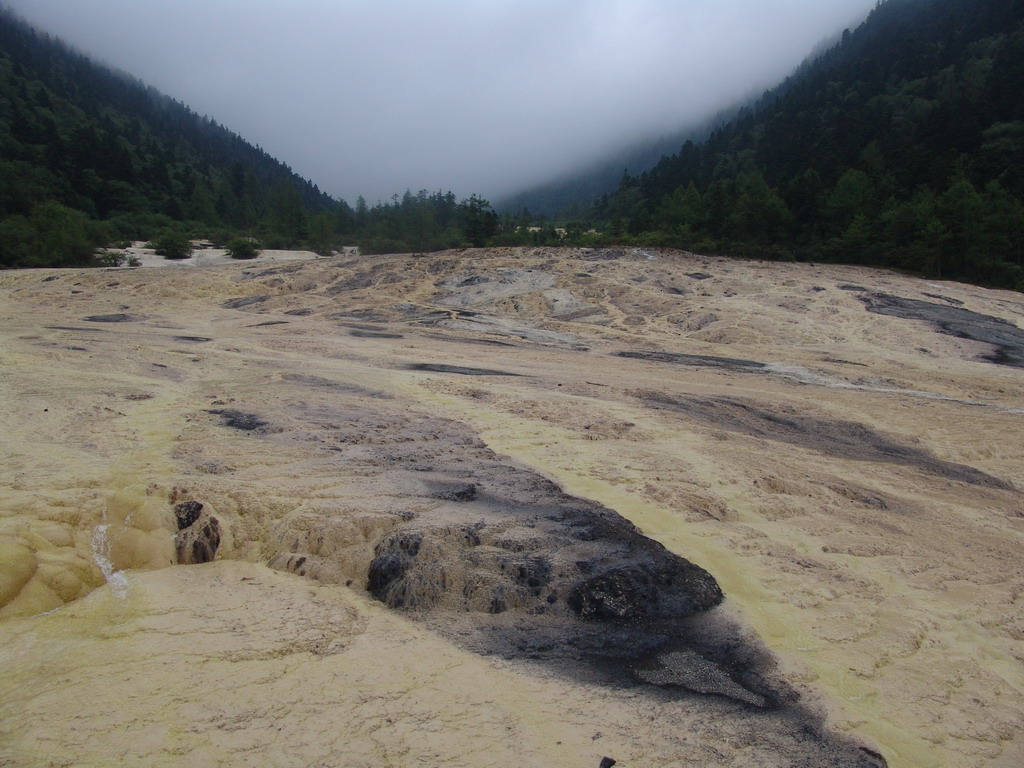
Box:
[1,247,1022,767]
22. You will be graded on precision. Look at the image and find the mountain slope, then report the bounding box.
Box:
[495,116,724,219]
[497,27,854,221]
[0,7,341,267]
[591,0,1024,288]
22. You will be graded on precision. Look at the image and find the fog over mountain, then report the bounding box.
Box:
[5,0,876,205]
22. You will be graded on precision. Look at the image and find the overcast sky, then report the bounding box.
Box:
[7,0,877,205]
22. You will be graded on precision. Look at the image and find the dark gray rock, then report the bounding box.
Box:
[861,292,1024,368]
[616,350,766,372]
[582,248,625,261]
[638,392,1012,490]
[429,482,478,502]
[266,392,885,765]
[366,462,728,670]
[406,363,520,376]
[568,562,722,623]
[84,313,133,322]
[222,295,269,309]
[921,292,963,306]
[457,274,491,286]
[366,532,423,607]
[176,512,220,564]
[325,272,374,293]
[207,409,270,432]
[174,500,204,530]
[349,330,404,338]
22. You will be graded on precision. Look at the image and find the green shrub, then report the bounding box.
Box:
[94,251,126,267]
[153,229,193,259]
[92,251,142,268]
[225,237,262,259]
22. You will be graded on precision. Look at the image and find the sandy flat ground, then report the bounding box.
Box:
[1,247,1022,767]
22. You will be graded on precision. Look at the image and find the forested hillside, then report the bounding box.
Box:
[589,0,1024,288]
[0,7,526,266]
[5,0,1024,287]
[496,118,722,220]
[0,7,342,267]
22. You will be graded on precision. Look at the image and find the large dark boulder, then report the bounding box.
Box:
[366,532,423,606]
[174,502,221,565]
[567,562,723,623]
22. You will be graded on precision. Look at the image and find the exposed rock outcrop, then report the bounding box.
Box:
[174,501,221,565]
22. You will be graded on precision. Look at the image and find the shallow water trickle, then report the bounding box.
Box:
[90,524,129,599]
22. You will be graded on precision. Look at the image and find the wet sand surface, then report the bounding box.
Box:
[1,247,1023,767]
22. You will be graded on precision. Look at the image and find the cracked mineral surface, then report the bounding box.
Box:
[2,247,1023,767]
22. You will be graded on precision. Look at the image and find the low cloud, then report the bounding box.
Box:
[7,0,876,204]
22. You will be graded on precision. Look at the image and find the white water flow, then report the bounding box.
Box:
[90,523,130,599]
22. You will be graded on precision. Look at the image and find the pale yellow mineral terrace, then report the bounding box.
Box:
[1,247,1022,767]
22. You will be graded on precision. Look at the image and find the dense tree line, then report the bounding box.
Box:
[352,190,585,254]
[0,7,339,267]
[583,0,1024,288]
